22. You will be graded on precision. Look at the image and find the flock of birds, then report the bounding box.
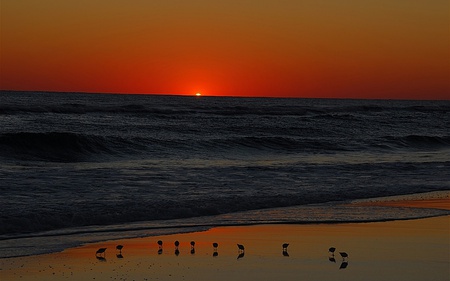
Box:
[95,241,349,268]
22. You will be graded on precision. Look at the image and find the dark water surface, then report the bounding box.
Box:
[0,91,449,256]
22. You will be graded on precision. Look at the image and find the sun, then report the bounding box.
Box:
[195,93,201,96]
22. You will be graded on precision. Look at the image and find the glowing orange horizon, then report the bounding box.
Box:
[1,1,449,100]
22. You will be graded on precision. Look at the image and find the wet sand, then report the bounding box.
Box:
[1,201,449,281]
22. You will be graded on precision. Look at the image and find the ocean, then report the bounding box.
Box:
[0,91,449,258]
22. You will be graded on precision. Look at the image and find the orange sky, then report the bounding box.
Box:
[1,0,449,99]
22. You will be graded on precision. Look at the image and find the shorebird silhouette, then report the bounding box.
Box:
[174,241,180,256]
[157,240,163,254]
[340,261,348,269]
[190,241,195,254]
[282,243,289,257]
[329,256,336,263]
[237,244,245,252]
[339,252,348,260]
[213,243,219,257]
[96,248,107,257]
[116,245,123,253]
[329,247,336,255]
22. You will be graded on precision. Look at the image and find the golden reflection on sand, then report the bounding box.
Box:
[1,215,449,281]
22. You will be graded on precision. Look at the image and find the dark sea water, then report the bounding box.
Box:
[0,91,449,257]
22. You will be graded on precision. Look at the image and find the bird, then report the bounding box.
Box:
[329,247,336,255]
[96,248,107,257]
[157,240,163,249]
[339,252,348,260]
[174,241,180,249]
[116,245,123,253]
[237,244,245,252]
[213,243,219,256]
[282,243,289,251]
[190,241,196,254]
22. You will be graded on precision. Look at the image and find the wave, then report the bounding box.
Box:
[0,132,147,162]
[1,132,449,162]
[382,135,450,150]
[2,102,449,117]
[0,103,196,116]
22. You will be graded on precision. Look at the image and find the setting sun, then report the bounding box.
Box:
[1,1,449,99]
[196,93,201,96]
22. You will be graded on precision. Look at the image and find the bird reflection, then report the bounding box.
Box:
[237,244,245,260]
[96,256,106,262]
[213,243,219,257]
[339,261,348,269]
[116,253,123,259]
[175,241,180,256]
[237,252,245,260]
[328,247,336,263]
[157,240,163,255]
[190,241,195,255]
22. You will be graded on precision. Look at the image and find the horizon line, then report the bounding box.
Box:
[1,89,448,102]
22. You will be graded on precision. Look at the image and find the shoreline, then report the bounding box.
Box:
[1,196,449,281]
[0,194,448,259]
[1,216,448,281]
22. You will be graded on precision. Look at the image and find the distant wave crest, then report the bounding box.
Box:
[2,103,450,116]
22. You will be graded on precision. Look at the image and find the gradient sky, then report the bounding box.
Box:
[1,0,449,99]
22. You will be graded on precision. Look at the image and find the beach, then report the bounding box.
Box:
[1,200,448,281]
[1,93,449,280]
